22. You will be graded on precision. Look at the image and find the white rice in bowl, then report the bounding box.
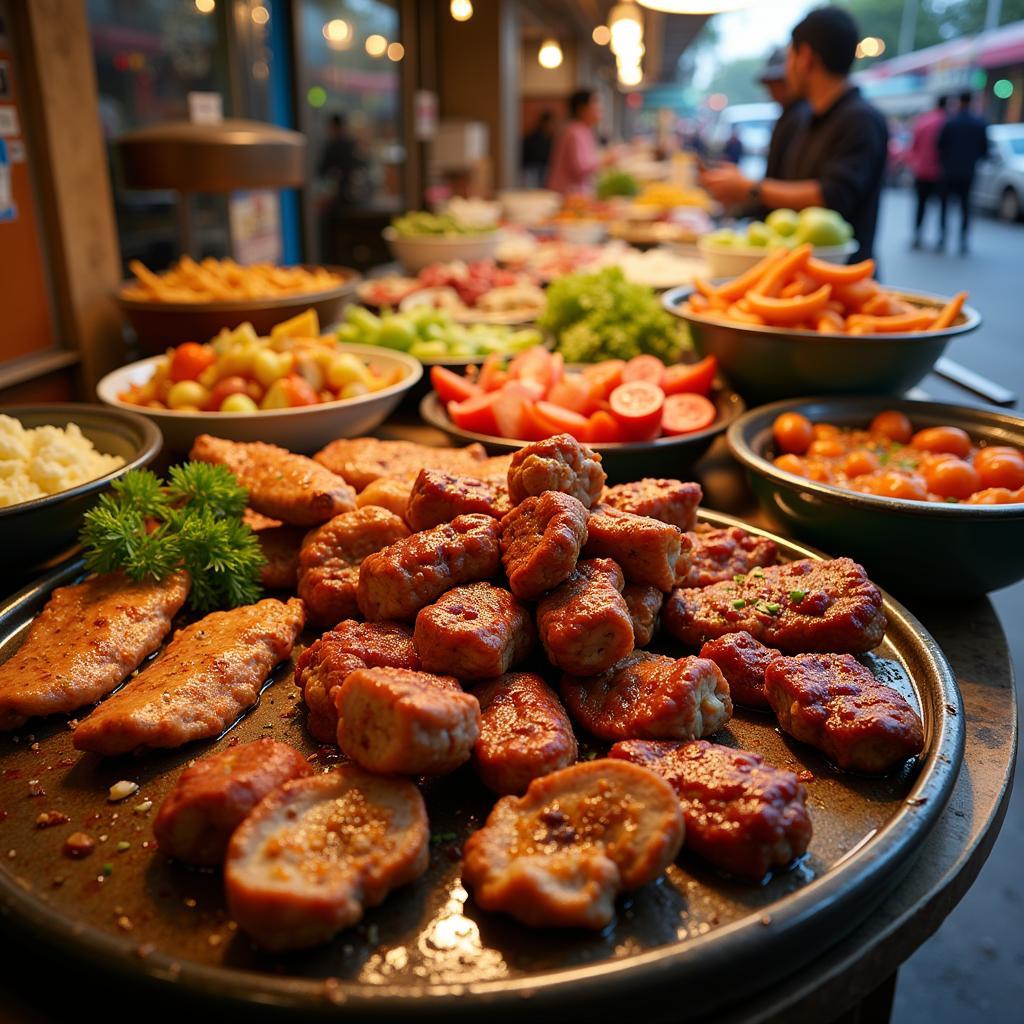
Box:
[0,415,125,508]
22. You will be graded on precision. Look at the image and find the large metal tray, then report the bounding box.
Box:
[0,510,964,1021]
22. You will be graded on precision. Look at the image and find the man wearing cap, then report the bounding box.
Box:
[701,6,888,263]
[759,47,809,183]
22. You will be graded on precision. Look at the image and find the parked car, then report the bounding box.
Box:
[974,123,1024,222]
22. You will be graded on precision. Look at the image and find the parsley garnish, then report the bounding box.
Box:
[789,589,806,604]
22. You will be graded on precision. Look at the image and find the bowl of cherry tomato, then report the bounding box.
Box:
[728,395,1024,596]
[419,346,745,483]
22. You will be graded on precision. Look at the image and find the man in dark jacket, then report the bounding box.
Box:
[760,47,809,182]
[937,92,989,254]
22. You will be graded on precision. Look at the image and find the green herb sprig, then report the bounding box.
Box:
[80,464,264,612]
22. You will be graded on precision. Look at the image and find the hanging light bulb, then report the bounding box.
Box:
[450,0,473,21]
[609,3,643,57]
[323,19,352,49]
[592,25,611,46]
[618,62,643,87]
[636,1,750,11]
[538,38,564,70]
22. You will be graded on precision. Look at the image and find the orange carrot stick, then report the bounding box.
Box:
[930,291,967,330]
[804,257,875,285]
[744,282,832,325]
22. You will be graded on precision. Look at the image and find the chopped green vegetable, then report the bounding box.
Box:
[754,601,781,615]
[596,169,640,200]
[733,574,746,584]
[392,211,495,237]
[789,589,806,604]
[430,831,458,845]
[732,599,746,610]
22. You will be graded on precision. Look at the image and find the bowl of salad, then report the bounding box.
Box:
[97,310,421,453]
[385,212,500,272]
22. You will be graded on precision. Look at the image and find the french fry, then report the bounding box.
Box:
[750,243,813,297]
[745,283,832,325]
[711,249,786,302]
[931,291,967,330]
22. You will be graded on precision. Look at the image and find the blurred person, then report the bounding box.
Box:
[318,113,368,208]
[547,89,603,196]
[522,110,555,188]
[907,96,948,250]
[938,92,989,255]
[723,128,744,165]
[700,6,888,263]
[759,47,809,181]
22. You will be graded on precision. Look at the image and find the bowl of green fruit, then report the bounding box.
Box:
[385,212,500,272]
[698,207,857,278]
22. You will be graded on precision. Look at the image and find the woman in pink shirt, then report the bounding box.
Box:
[908,96,948,249]
[547,90,603,196]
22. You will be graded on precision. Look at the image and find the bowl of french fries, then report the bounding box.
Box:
[115,257,361,353]
[663,246,980,403]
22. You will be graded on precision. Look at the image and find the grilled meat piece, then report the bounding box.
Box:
[681,526,779,588]
[699,631,781,709]
[355,475,415,524]
[601,478,702,531]
[623,583,664,648]
[506,433,606,509]
[583,506,688,592]
[243,509,303,591]
[406,469,511,532]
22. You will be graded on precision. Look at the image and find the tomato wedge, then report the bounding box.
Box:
[621,354,665,387]
[431,365,479,404]
[494,382,545,440]
[587,410,626,444]
[662,393,717,436]
[448,391,501,435]
[662,355,717,396]
[477,354,508,393]
[547,375,592,415]
[534,401,591,442]
[507,347,561,397]
[609,381,665,441]
[581,360,625,401]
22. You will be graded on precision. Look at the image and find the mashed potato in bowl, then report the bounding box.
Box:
[0,415,125,508]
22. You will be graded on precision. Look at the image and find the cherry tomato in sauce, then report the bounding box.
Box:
[910,426,972,458]
[973,448,1024,490]
[869,410,913,444]
[774,454,806,476]
[965,487,1017,505]
[169,342,216,383]
[808,437,846,459]
[772,413,814,455]
[812,423,841,440]
[924,457,981,499]
[866,471,929,501]
[843,450,880,478]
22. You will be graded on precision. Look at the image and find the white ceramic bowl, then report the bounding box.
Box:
[498,189,562,226]
[96,343,422,454]
[556,220,608,245]
[383,227,499,273]
[697,237,858,279]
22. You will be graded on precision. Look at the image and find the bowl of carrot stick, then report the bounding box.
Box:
[662,244,979,402]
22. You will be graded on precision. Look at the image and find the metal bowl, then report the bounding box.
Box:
[420,386,745,483]
[114,265,362,354]
[663,286,981,404]
[0,404,162,572]
[728,395,1024,597]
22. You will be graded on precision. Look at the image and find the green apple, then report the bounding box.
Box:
[766,208,800,237]
[794,207,850,247]
[707,228,738,247]
[746,221,772,247]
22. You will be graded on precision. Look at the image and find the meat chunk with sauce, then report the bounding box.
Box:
[405,469,511,532]
[225,767,428,951]
[243,509,303,591]
[601,478,702,531]
[462,759,683,929]
[0,571,189,732]
[471,672,578,795]
[414,582,534,682]
[764,653,925,774]
[609,739,812,881]
[191,434,355,526]
[356,475,415,524]
[699,631,781,709]
[153,740,311,866]
[313,437,491,491]
[681,526,779,588]
[663,558,886,654]
[298,506,410,626]
[623,584,663,648]
[294,620,420,743]
[583,506,688,592]
[561,651,732,742]
[499,491,589,601]
[357,513,501,622]
[536,558,634,675]
[506,434,606,508]
[335,667,480,775]
[73,598,305,756]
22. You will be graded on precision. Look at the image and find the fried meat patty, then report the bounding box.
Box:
[153,740,311,866]
[536,558,634,675]
[561,651,732,742]
[664,558,886,654]
[225,767,428,951]
[699,630,781,709]
[243,509,303,590]
[506,433,606,508]
[623,583,664,648]
[0,571,189,732]
[294,620,420,743]
[601,478,702,531]
[191,434,355,526]
[764,653,925,774]
[73,598,305,755]
[499,491,589,601]
[313,437,492,491]
[609,739,812,881]
[414,582,534,681]
[462,759,683,929]
[583,506,688,592]
[335,667,480,775]
[406,469,511,532]
[298,506,410,626]
[471,672,578,795]
[681,526,780,588]
[356,475,415,524]
[357,513,501,621]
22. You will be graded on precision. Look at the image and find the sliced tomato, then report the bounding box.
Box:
[282,374,319,407]
[477,354,508,393]
[662,393,717,435]
[169,341,215,382]
[431,365,479,404]
[581,360,625,401]
[448,390,501,435]
[587,409,626,444]
[494,382,545,440]
[609,381,665,441]
[621,354,666,387]
[547,374,592,415]
[507,346,560,398]
[203,375,249,411]
[662,355,717,397]
[533,401,591,442]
